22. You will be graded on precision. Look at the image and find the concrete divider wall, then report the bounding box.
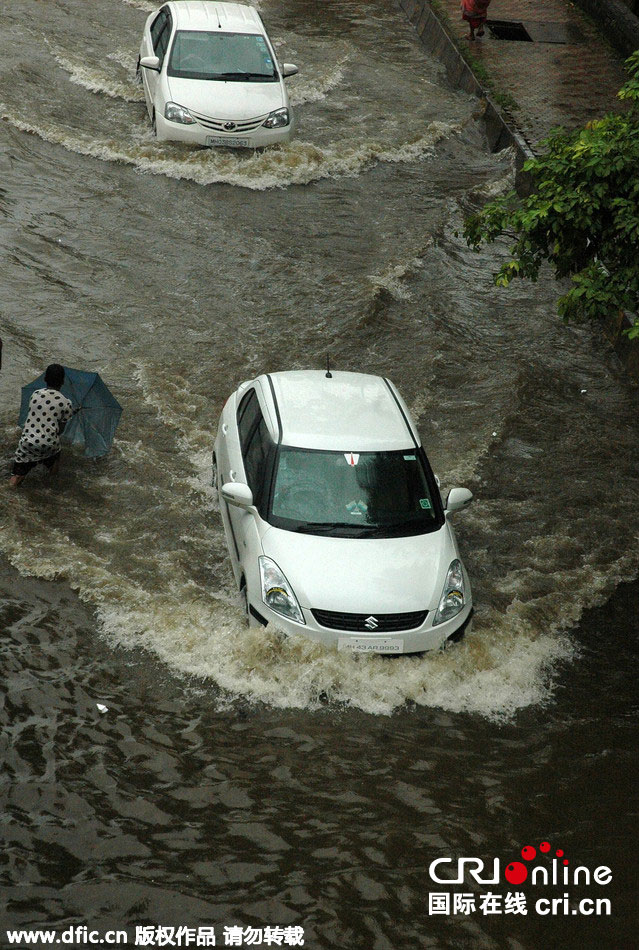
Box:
[397,0,638,378]
[397,0,534,178]
[573,0,639,57]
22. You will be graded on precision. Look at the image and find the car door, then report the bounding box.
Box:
[142,7,172,119]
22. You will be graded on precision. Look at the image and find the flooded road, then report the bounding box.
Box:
[0,0,638,946]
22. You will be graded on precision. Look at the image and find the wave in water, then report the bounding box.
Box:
[0,105,460,189]
[366,256,424,302]
[120,0,160,11]
[288,57,349,106]
[4,354,638,719]
[49,47,145,102]
[0,469,583,722]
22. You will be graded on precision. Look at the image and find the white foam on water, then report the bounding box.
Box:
[367,257,423,301]
[288,57,349,106]
[108,49,139,71]
[3,417,638,719]
[0,104,459,190]
[97,595,576,720]
[131,363,218,507]
[49,47,145,102]
[120,0,157,12]
[0,524,575,719]
[0,499,570,719]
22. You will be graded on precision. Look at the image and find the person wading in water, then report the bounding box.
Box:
[10,364,74,488]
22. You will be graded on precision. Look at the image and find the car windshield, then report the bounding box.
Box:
[167,30,277,81]
[270,448,443,537]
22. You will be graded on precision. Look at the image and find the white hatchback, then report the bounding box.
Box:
[213,371,474,655]
[138,1,298,147]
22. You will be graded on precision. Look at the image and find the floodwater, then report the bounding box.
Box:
[0,0,637,947]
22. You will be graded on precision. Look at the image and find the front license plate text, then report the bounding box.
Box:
[338,637,404,654]
[206,135,250,148]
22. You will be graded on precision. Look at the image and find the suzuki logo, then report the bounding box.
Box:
[364,616,379,630]
[224,121,237,131]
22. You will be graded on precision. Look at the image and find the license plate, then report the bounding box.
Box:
[206,135,250,148]
[338,637,404,654]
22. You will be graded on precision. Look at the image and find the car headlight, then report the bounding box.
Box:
[259,556,305,624]
[164,102,196,124]
[263,107,290,129]
[433,559,465,626]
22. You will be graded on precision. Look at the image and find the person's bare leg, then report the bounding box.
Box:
[9,475,25,488]
[477,24,485,36]
[468,25,476,40]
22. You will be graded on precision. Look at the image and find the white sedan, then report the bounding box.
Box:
[212,370,474,655]
[138,1,298,147]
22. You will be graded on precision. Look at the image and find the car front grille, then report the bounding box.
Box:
[311,609,428,633]
[190,111,267,133]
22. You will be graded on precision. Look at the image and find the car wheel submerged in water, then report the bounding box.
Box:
[138,1,298,149]
[212,370,474,656]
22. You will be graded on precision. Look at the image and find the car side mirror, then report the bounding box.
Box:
[445,487,473,514]
[282,63,299,77]
[221,482,254,509]
[140,55,161,72]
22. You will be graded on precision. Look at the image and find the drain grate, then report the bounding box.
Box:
[485,19,587,44]
[486,20,532,41]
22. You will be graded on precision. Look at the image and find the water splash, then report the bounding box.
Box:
[366,257,423,302]
[119,0,157,12]
[0,105,460,190]
[49,46,144,102]
[289,56,349,106]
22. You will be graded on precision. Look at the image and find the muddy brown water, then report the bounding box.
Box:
[0,1,637,947]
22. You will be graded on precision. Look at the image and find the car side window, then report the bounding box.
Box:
[237,389,260,454]
[236,390,274,512]
[150,10,167,48]
[244,418,274,512]
[152,10,172,66]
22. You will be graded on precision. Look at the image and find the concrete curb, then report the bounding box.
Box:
[397,0,638,379]
[573,0,639,58]
[397,0,534,184]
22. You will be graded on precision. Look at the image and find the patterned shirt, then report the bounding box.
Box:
[15,388,74,463]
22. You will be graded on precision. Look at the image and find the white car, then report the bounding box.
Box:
[213,371,474,655]
[138,1,298,147]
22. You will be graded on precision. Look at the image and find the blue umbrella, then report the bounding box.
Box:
[19,367,122,458]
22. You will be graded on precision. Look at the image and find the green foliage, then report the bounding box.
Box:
[464,51,639,340]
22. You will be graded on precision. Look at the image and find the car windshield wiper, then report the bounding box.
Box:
[212,71,275,81]
[292,522,372,537]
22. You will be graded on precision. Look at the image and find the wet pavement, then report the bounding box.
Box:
[426,0,629,147]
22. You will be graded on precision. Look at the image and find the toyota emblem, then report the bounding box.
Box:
[224,121,237,131]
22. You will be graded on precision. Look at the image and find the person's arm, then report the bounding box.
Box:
[58,400,74,434]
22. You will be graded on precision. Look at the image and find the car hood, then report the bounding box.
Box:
[260,525,456,613]
[166,76,284,120]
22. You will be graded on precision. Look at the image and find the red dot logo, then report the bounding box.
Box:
[521,845,536,861]
[505,862,528,885]
[540,841,551,853]
[556,849,564,857]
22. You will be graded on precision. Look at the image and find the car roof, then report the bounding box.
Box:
[262,371,419,452]
[168,1,264,34]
